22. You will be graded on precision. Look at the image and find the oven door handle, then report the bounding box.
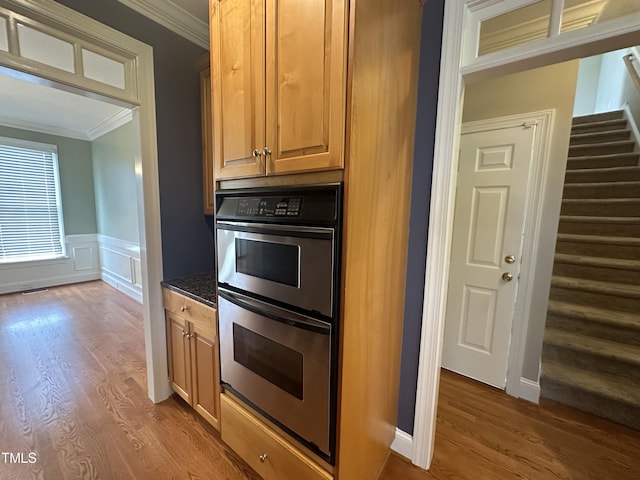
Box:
[218,289,331,335]
[216,221,334,240]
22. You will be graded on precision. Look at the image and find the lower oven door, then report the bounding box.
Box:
[218,288,332,458]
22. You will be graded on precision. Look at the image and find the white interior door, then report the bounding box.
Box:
[442,124,536,389]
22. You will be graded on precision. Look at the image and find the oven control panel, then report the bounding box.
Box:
[237,197,302,217]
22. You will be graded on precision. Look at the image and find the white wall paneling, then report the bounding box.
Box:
[98,234,142,303]
[0,234,100,294]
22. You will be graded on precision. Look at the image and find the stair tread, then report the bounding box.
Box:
[567,166,640,175]
[563,198,640,204]
[551,275,640,298]
[567,152,639,163]
[573,111,624,124]
[564,180,640,188]
[547,299,640,330]
[570,129,630,139]
[541,361,640,405]
[557,233,640,246]
[572,119,627,129]
[560,215,640,224]
[544,327,640,366]
[554,253,640,270]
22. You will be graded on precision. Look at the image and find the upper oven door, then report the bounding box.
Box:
[216,221,334,317]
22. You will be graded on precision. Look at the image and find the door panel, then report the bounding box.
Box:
[265,0,347,174]
[210,0,265,179]
[442,124,535,388]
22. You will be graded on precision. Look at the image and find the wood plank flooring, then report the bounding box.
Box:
[1,281,639,479]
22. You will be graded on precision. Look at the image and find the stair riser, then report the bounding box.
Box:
[540,377,640,430]
[565,169,640,183]
[561,201,640,216]
[553,262,640,285]
[573,111,625,124]
[545,314,640,347]
[566,157,639,169]
[542,343,640,382]
[549,287,639,314]
[572,121,627,135]
[562,183,640,199]
[555,241,640,260]
[569,143,635,157]
[558,221,640,237]
[570,131,630,145]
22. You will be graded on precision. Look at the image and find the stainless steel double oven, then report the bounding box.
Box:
[215,184,342,464]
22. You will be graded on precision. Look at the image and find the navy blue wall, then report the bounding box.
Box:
[397,0,446,434]
[58,0,215,280]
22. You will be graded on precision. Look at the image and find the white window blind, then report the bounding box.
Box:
[0,137,66,263]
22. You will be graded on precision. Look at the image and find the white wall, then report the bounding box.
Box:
[574,48,632,117]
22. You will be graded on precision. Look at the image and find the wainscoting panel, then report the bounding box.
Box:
[0,234,101,294]
[98,234,142,303]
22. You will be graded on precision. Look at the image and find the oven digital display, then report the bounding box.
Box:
[237,197,302,217]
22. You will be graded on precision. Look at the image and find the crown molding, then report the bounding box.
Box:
[0,107,132,141]
[116,0,209,49]
[0,116,89,140]
[87,108,133,140]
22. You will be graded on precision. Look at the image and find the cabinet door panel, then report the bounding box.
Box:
[265,0,347,175]
[211,0,265,179]
[191,324,220,430]
[166,313,191,403]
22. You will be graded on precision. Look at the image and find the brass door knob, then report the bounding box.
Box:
[502,272,513,282]
[505,255,515,264]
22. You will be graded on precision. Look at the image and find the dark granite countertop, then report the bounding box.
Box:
[161,271,217,309]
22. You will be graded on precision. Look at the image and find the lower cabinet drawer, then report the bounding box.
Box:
[221,394,332,480]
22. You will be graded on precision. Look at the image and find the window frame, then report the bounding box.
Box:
[0,135,67,265]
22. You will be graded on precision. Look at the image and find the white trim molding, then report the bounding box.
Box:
[0,234,100,294]
[622,103,640,152]
[518,377,541,404]
[0,107,132,141]
[98,234,143,303]
[116,0,209,49]
[391,429,414,461]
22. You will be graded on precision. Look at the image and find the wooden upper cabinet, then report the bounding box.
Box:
[210,0,266,179]
[209,0,347,180]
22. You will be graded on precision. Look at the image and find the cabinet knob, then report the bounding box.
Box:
[181,330,188,337]
[180,305,188,312]
[259,453,268,463]
[253,149,262,157]
[263,146,272,156]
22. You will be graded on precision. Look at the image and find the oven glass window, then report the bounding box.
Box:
[235,238,299,287]
[233,323,303,400]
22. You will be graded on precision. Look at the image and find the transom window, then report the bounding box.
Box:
[0,137,66,264]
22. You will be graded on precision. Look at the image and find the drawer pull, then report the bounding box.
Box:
[180,305,188,312]
[259,453,268,463]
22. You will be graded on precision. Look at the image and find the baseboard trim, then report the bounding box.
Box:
[518,377,541,403]
[391,428,414,460]
[0,271,101,295]
[102,270,143,304]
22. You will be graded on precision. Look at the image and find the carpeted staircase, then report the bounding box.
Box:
[540,110,640,430]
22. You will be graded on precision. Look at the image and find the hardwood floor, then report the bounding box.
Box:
[1,281,639,479]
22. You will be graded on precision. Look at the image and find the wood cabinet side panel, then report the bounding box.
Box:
[200,65,215,215]
[336,1,423,478]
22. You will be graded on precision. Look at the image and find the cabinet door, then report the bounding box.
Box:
[265,0,347,175]
[166,313,192,403]
[190,323,221,430]
[210,0,266,179]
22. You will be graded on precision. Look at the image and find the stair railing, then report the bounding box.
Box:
[624,52,640,94]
